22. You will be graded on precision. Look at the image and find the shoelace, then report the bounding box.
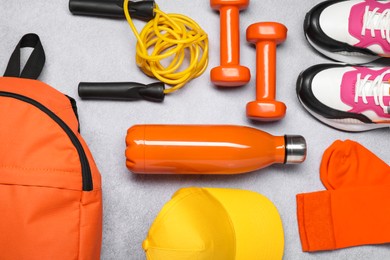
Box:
[361,6,390,43]
[355,70,390,113]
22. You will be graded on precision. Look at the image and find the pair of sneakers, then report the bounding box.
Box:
[297,0,390,132]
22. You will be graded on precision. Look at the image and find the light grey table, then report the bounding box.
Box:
[0,0,389,259]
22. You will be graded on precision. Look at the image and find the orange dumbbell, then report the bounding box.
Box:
[210,0,251,87]
[246,22,287,121]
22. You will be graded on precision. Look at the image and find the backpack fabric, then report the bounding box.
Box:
[0,34,102,259]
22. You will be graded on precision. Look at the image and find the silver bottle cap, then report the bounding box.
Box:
[285,135,307,164]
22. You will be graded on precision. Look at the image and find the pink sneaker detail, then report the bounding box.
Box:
[341,67,390,118]
[349,0,390,54]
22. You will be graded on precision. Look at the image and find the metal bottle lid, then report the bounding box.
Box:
[285,135,307,164]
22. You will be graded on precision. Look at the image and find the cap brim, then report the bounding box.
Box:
[203,188,284,260]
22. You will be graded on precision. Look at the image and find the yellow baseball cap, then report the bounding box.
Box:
[142,187,284,260]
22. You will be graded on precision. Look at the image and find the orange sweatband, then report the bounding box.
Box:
[297,185,390,252]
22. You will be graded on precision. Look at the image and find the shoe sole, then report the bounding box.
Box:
[296,71,389,132]
[305,33,380,65]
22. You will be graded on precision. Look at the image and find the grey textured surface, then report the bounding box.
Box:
[1,0,389,259]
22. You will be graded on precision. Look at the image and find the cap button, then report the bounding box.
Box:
[142,239,150,250]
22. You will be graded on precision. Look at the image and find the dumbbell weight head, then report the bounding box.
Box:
[211,65,251,87]
[246,22,287,44]
[210,0,250,10]
[246,100,287,121]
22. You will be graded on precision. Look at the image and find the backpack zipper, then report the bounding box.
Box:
[0,91,93,191]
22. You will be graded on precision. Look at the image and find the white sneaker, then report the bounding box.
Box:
[305,0,390,64]
[297,64,390,131]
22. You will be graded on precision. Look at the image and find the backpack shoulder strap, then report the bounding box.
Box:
[4,33,45,79]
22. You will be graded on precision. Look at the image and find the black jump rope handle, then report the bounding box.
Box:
[69,0,155,20]
[78,82,165,102]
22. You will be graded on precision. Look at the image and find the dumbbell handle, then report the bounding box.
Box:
[256,41,277,100]
[220,6,240,65]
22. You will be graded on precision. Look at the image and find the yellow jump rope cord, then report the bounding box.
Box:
[123,0,209,94]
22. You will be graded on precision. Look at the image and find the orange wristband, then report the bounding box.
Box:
[297,185,390,252]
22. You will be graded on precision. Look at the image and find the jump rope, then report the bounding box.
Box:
[71,0,209,101]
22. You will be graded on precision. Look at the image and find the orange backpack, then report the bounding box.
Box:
[0,34,102,259]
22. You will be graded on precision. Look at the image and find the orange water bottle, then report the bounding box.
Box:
[126,125,306,174]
